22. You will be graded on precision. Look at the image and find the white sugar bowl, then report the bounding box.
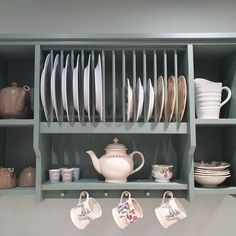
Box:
[152,165,173,182]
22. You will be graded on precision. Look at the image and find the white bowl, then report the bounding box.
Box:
[194,175,230,187]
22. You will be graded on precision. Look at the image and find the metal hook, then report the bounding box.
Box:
[146,191,150,197]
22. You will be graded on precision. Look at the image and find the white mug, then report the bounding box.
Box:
[70,191,102,230]
[49,169,60,183]
[155,191,186,228]
[72,167,80,181]
[112,191,143,229]
[61,168,73,183]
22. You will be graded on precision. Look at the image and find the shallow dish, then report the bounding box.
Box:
[156,75,164,122]
[194,161,230,170]
[84,55,91,121]
[136,78,144,121]
[194,175,230,187]
[146,79,154,122]
[126,78,133,121]
[178,75,187,121]
[40,53,52,122]
[73,54,80,121]
[166,75,176,122]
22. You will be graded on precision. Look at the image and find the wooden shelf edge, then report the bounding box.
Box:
[195,118,236,126]
[0,187,35,196]
[40,122,188,134]
[41,179,188,191]
[195,186,236,195]
[0,119,35,127]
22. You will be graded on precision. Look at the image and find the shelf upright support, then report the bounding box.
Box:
[122,50,126,123]
[174,50,179,122]
[102,50,106,122]
[133,50,137,122]
[153,50,158,122]
[91,50,95,122]
[163,50,168,123]
[143,50,147,122]
[59,50,64,122]
[33,45,43,203]
[112,50,116,122]
[71,49,75,123]
[81,50,85,122]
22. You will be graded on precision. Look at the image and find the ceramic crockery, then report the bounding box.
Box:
[49,169,60,183]
[84,55,91,121]
[112,191,143,229]
[194,78,231,119]
[146,78,154,122]
[136,78,144,121]
[178,75,187,121]
[70,191,102,230]
[194,174,230,187]
[152,165,173,182]
[86,138,145,183]
[0,167,16,189]
[73,54,80,121]
[72,167,80,181]
[18,166,36,187]
[155,191,186,228]
[61,168,73,182]
[127,78,133,121]
[156,75,165,122]
[166,75,176,122]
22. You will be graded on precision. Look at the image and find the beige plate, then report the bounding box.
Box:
[156,75,164,122]
[166,75,176,122]
[178,75,187,121]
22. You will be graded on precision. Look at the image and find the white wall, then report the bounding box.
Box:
[0,0,236,235]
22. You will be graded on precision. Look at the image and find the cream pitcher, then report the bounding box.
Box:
[86,138,145,183]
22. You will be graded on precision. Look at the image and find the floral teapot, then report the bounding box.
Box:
[86,138,145,183]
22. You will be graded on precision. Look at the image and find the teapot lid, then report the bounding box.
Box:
[105,138,127,150]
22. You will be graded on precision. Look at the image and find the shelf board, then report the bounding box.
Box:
[195,118,236,126]
[40,122,188,134]
[41,179,188,191]
[195,186,236,195]
[0,187,35,196]
[0,119,34,127]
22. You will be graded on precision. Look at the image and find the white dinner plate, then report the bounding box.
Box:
[40,53,52,122]
[95,55,103,121]
[146,79,154,122]
[156,75,165,122]
[73,54,80,121]
[62,54,73,122]
[50,54,63,122]
[126,78,133,121]
[84,55,91,121]
[136,78,144,121]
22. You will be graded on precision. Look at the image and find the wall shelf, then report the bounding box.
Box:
[0,35,236,202]
[40,122,188,134]
[41,179,188,191]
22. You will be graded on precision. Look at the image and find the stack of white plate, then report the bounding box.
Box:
[194,161,231,187]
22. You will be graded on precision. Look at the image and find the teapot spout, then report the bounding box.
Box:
[86,150,101,174]
[16,85,30,112]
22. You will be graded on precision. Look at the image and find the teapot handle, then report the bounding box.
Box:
[129,151,145,175]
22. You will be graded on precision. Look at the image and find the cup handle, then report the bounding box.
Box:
[8,168,14,173]
[130,151,145,175]
[220,86,231,108]
[78,191,89,205]
[119,191,131,204]
[161,191,174,205]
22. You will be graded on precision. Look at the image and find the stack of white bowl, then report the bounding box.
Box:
[194,161,231,187]
[194,78,231,119]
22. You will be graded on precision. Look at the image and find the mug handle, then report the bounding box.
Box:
[78,191,89,205]
[161,191,174,206]
[8,168,14,173]
[130,151,145,175]
[220,86,231,108]
[119,191,131,204]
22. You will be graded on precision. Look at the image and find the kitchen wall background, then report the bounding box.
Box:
[0,0,236,235]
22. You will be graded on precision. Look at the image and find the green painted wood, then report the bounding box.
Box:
[0,187,35,196]
[195,187,236,195]
[184,44,196,201]
[41,179,187,191]
[33,45,43,202]
[40,122,188,134]
[195,119,236,126]
[0,119,34,127]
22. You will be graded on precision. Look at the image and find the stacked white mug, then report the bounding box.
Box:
[194,78,231,119]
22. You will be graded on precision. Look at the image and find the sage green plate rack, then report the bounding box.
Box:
[0,34,236,202]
